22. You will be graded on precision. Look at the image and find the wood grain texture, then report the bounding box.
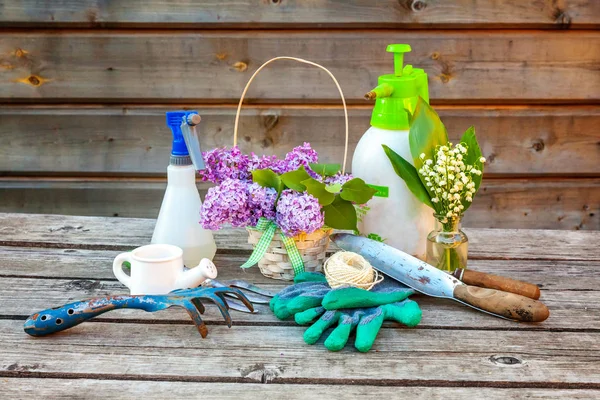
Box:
[453,285,550,322]
[1,105,598,175]
[3,278,598,329]
[0,215,599,394]
[0,0,597,29]
[2,379,599,400]
[1,177,597,230]
[1,31,598,102]
[2,320,600,385]
[3,245,597,290]
[454,269,541,299]
[1,245,598,330]
[1,213,598,259]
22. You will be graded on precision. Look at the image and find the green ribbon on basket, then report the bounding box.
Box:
[241,217,305,275]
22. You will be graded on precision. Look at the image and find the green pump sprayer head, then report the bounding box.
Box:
[365,44,430,130]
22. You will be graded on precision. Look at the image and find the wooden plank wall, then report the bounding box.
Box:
[0,1,598,230]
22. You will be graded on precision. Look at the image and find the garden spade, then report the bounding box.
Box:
[331,233,549,322]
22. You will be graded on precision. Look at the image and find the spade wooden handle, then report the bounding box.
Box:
[453,285,549,322]
[453,269,541,300]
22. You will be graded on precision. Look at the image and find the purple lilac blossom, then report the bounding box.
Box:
[248,153,287,175]
[282,143,320,177]
[276,190,324,237]
[324,172,354,187]
[200,179,251,229]
[199,146,251,184]
[247,183,277,226]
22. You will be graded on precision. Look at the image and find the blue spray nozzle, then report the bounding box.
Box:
[166,111,190,157]
[165,110,205,170]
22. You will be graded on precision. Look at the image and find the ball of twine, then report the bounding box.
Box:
[323,251,383,290]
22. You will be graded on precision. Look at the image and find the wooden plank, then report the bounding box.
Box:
[1,213,599,260]
[2,246,596,291]
[2,379,599,400]
[465,178,599,230]
[1,105,598,175]
[1,177,597,230]
[0,0,598,29]
[1,31,598,102]
[2,320,599,385]
[1,275,598,330]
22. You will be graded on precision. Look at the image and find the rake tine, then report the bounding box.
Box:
[190,297,206,314]
[202,293,233,328]
[221,297,258,314]
[224,291,271,305]
[220,288,255,313]
[181,300,208,338]
[226,280,276,298]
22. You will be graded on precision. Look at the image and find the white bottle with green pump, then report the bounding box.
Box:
[151,111,217,268]
[353,44,434,260]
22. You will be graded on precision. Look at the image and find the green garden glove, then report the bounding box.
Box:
[270,273,422,352]
[269,272,330,319]
[297,299,421,352]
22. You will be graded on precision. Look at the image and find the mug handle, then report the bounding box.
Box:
[113,253,132,289]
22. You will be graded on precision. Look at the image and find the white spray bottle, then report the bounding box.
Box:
[352,44,434,260]
[151,111,217,267]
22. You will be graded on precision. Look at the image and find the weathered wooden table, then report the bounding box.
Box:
[0,213,598,399]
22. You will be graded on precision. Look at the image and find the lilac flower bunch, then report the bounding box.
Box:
[199,142,375,237]
[247,182,277,225]
[275,190,324,236]
[281,142,319,178]
[199,146,252,183]
[201,179,277,230]
[200,143,320,184]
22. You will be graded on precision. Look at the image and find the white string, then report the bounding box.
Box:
[232,56,349,174]
[324,251,383,290]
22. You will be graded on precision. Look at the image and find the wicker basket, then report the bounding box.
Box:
[234,57,348,280]
[247,228,332,280]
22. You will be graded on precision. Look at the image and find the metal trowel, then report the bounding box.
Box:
[331,233,549,322]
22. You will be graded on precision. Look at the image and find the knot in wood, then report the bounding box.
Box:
[408,0,426,12]
[65,279,102,293]
[261,113,279,131]
[233,61,248,72]
[554,11,572,28]
[532,139,545,152]
[239,363,283,383]
[28,76,41,86]
[489,355,523,366]
[440,74,450,84]
[14,48,28,58]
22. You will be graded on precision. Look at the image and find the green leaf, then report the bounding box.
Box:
[323,195,358,231]
[281,166,311,191]
[325,183,342,193]
[366,233,386,243]
[340,178,377,204]
[409,97,449,173]
[382,144,434,209]
[309,163,341,177]
[252,169,283,193]
[301,178,335,206]
[460,126,484,212]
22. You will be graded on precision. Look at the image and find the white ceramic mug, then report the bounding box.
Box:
[113,244,217,295]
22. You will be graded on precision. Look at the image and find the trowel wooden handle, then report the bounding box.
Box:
[454,285,549,322]
[453,268,541,300]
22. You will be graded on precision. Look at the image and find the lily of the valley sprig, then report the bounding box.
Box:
[417,143,486,224]
[383,98,486,222]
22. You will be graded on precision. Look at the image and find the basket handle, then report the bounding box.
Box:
[233,56,349,174]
